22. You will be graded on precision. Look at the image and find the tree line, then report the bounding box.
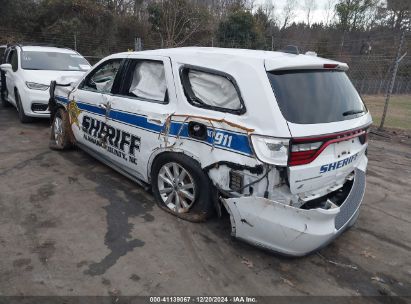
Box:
[0,0,409,59]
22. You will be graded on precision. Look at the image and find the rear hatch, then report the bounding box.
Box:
[266,62,372,196]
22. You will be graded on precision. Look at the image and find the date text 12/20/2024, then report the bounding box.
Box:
[149,296,258,303]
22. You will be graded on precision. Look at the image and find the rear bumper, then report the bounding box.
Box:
[222,168,366,256]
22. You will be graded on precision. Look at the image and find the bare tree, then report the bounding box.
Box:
[281,0,298,30]
[303,0,317,26]
[258,0,279,26]
[323,0,336,26]
[148,0,211,48]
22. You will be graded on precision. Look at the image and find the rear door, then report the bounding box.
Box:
[107,54,176,181]
[266,69,372,195]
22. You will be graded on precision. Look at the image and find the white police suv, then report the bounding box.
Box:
[49,47,372,256]
[0,44,90,122]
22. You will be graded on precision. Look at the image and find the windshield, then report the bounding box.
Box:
[21,51,90,71]
[267,70,366,124]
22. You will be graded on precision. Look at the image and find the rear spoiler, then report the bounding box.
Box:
[265,57,348,72]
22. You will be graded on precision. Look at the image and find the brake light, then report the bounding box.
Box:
[289,144,323,166]
[323,63,338,69]
[289,128,367,166]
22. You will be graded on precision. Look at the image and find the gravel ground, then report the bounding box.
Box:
[0,106,410,301]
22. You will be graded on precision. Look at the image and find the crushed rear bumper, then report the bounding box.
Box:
[222,168,366,256]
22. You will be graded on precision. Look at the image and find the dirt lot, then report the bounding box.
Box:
[0,106,410,300]
[363,95,411,130]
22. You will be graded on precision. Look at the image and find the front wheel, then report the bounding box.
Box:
[15,90,33,123]
[151,153,215,222]
[49,108,73,150]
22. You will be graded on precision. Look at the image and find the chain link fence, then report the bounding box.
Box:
[1,27,410,95]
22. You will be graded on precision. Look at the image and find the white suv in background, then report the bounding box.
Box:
[0,44,90,123]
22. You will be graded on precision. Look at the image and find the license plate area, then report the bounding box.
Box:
[334,138,356,159]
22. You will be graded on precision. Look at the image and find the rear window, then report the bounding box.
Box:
[21,51,90,71]
[267,70,366,124]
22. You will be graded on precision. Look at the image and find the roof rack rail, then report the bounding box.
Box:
[6,42,76,53]
[279,45,300,55]
[19,42,58,47]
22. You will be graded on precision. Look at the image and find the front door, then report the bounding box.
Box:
[69,58,124,160]
[107,55,177,182]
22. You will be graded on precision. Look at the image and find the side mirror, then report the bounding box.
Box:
[0,63,12,72]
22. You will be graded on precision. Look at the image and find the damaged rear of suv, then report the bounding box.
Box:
[49,47,371,256]
[223,63,370,256]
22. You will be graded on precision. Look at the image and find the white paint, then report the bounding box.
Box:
[52,47,371,256]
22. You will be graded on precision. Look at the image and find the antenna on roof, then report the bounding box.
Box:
[279,45,299,55]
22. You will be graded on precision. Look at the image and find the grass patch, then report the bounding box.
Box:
[363,95,411,130]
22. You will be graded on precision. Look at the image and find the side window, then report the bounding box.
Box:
[8,50,18,72]
[181,67,245,114]
[81,59,121,93]
[122,60,167,103]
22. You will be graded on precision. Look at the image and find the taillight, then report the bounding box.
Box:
[289,128,368,166]
[289,142,323,166]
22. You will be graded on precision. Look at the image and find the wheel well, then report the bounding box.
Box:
[49,98,65,120]
[148,150,203,184]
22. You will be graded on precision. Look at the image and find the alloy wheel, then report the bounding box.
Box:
[157,162,196,213]
[53,116,64,146]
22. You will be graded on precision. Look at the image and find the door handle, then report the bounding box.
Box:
[99,101,112,119]
[147,118,164,125]
[99,103,108,110]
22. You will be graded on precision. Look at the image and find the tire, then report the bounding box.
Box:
[1,90,10,107]
[0,73,9,107]
[49,108,73,150]
[15,90,33,123]
[151,153,215,222]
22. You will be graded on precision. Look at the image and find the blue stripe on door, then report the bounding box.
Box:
[56,95,253,156]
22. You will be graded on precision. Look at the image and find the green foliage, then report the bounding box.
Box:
[0,0,407,62]
[217,8,265,49]
[335,0,377,31]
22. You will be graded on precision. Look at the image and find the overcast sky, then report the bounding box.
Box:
[256,0,336,24]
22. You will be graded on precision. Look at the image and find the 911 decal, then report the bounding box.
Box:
[82,115,141,165]
[207,130,233,148]
[320,152,359,173]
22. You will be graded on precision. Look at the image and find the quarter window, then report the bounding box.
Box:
[82,59,122,93]
[181,67,245,114]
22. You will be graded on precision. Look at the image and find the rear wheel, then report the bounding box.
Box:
[49,108,73,150]
[151,153,214,222]
[15,90,33,123]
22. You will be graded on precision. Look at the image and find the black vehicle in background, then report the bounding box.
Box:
[0,45,8,102]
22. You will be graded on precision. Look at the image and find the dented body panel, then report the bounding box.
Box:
[51,47,371,256]
[224,164,367,256]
